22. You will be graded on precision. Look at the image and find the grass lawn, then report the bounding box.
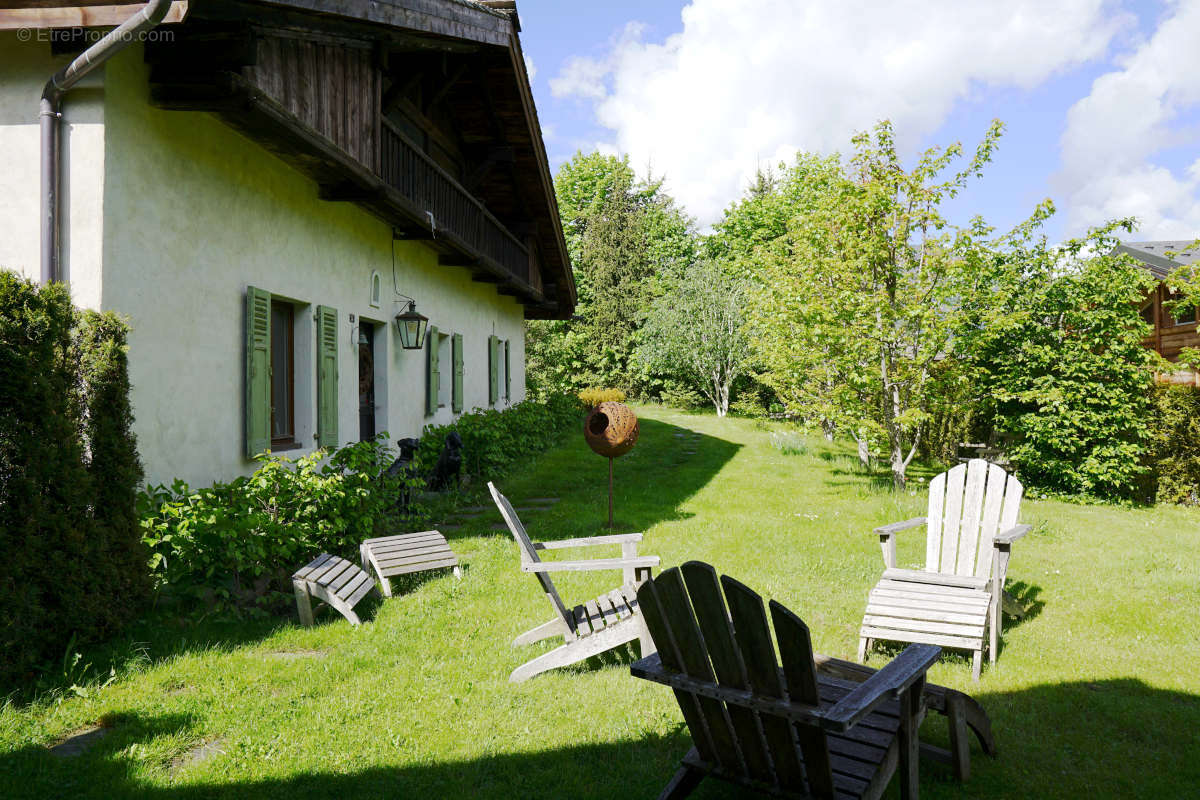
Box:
[2,404,1199,798]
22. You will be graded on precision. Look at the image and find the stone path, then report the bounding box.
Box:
[170,737,225,776]
[49,726,107,758]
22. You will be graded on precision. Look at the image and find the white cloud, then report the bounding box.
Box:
[550,0,1127,224]
[1056,1,1200,238]
[523,53,537,83]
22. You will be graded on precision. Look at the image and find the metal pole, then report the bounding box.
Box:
[608,457,614,529]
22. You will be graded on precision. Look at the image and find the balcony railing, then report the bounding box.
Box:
[380,119,530,285]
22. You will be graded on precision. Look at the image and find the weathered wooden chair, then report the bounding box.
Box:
[292,553,376,626]
[360,530,462,597]
[633,561,942,800]
[859,459,1031,680]
[488,481,660,682]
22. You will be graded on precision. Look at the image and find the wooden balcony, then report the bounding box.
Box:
[380,119,530,285]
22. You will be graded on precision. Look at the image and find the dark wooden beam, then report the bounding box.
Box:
[318,182,377,201]
[426,61,471,111]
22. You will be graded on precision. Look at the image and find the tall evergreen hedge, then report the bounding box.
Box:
[0,273,147,688]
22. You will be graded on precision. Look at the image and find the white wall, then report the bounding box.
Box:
[0,34,107,309]
[99,46,526,488]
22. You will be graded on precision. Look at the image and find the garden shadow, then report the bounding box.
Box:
[465,417,743,543]
[0,713,692,800]
[6,679,1198,798]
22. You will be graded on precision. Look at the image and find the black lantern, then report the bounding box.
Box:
[394,301,429,350]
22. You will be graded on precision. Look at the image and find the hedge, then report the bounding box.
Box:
[415,394,583,480]
[0,273,147,688]
[1148,383,1200,505]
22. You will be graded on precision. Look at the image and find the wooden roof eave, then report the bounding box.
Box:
[150,70,547,309]
[242,0,513,47]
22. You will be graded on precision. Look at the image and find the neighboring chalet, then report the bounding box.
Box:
[0,0,574,487]
[1115,240,1199,384]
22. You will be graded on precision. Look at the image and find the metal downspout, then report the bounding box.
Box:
[40,0,173,285]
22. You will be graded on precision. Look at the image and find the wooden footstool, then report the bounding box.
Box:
[292,553,376,626]
[360,530,462,597]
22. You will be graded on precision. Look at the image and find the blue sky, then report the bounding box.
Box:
[514,0,1200,243]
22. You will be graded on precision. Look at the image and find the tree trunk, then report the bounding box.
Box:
[891,443,907,490]
[821,418,835,441]
[855,435,871,468]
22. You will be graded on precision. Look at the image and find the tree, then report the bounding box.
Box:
[638,261,752,416]
[526,152,696,396]
[748,120,1003,488]
[965,217,1159,499]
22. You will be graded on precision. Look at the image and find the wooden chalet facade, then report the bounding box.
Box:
[1115,241,1199,384]
[145,0,573,317]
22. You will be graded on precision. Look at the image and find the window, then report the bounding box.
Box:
[370,271,382,308]
[1140,301,1156,326]
[270,301,296,447]
[1168,290,1196,326]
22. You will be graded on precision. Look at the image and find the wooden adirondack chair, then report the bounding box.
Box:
[859,459,1032,680]
[488,482,660,682]
[633,561,942,800]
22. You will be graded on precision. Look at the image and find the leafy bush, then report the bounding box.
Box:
[578,387,626,407]
[1148,383,1200,505]
[0,273,146,687]
[416,394,583,481]
[139,437,419,615]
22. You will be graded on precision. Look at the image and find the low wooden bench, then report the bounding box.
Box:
[360,530,461,598]
[292,553,376,626]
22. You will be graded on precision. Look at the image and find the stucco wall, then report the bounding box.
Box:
[0,34,107,309]
[100,45,526,488]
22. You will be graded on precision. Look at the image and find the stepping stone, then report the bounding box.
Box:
[460,505,487,513]
[450,511,485,519]
[170,737,225,776]
[49,726,107,758]
[491,522,509,531]
[513,506,542,513]
[526,497,560,505]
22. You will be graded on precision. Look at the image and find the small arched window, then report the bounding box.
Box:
[370,271,382,308]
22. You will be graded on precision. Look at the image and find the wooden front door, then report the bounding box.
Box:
[359,325,375,442]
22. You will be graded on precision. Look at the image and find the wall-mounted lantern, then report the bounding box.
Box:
[395,300,429,350]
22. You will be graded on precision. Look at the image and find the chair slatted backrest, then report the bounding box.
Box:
[926,459,1023,578]
[638,561,836,799]
[488,482,574,634]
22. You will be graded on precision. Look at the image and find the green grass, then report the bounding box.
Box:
[3,404,1199,798]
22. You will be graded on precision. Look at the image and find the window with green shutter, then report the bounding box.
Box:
[316,305,339,449]
[245,286,272,458]
[426,324,440,416]
[503,339,511,402]
[452,333,464,413]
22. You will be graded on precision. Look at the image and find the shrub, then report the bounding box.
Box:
[578,387,626,407]
[1148,383,1200,505]
[416,394,583,481]
[0,273,146,687]
[139,437,419,615]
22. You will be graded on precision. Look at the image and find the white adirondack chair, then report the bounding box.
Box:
[858,459,1031,680]
[488,482,660,682]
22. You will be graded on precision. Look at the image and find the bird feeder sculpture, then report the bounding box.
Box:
[583,401,639,527]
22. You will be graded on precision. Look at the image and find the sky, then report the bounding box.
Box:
[513,0,1200,243]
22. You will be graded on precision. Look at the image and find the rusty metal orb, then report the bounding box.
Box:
[583,401,639,458]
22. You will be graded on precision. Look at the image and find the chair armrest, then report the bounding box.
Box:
[533,533,644,550]
[874,517,926,537]
[823,644,941,732]
[993,524,1031,545]
[522,555,660,573]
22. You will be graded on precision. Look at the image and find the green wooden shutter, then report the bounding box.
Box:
[504,339,511,401]
[452,333,464,413]
[245,286,271,458]
[316,305,338,449]
[426,324,440,416]
[488,334,499,406]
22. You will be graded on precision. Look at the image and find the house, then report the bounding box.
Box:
[1115,240,1199,384]
[0,0,574,488]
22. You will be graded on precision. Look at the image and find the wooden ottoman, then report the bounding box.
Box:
[360,530,462,597]
[292,553,376,626]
